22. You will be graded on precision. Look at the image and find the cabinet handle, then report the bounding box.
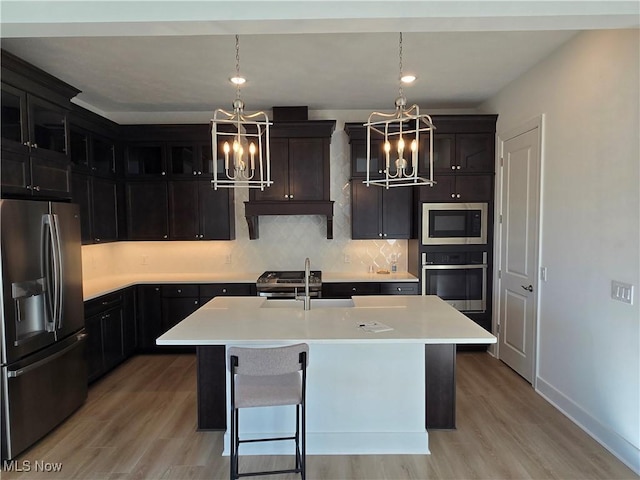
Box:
[198,171,202,175]
[95,238,101,242]
[383,233,387,237]
[161,172,166,176]
[451,165,456,170]
[33,186,40,192]
[200,234,204,239]
[397,287,402,292]
[23,141,31,147]
[289,195,294,199]
[177,289,182,293]
[222,288,227,293]
[194,300,199,305]
[456,165,461,170]
[163,235,168,239]
[32,143,38,149]
[193,171,197,176]
[451,193,456,198]
[378,233,383,237]
[284,194,289,199]
[456,194,461,199]
[26,185,32,190]
[352,287,357,291]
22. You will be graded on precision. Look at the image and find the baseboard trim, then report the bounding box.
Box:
[536,376,640,475]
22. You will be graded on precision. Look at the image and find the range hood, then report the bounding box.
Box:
[244,109,335,240]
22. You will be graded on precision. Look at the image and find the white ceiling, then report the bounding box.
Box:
[1,1,638,123]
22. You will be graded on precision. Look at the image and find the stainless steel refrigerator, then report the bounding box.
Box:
[1,199,87,460]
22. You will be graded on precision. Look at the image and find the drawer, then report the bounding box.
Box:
[322,282,380,298]
[200,283,255,301]
[380,282,419,295]
[161,285,200,298]
[85,291,123,317]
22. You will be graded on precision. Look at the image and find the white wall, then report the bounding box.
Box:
[481,29,640,472]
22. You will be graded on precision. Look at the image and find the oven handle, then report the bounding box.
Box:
[421,264,487,305]
[422,264,487,270]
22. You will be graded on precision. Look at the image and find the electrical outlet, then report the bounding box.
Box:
[611,280,634,304]
[225,254,232,265]
[344,254,351,264]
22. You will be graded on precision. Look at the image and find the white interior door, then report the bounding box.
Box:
[498,122,541,383]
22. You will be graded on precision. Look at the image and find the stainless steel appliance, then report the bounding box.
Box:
[256,271,322,298]
[422,251,487,312]
[422,202,488,245]
[1,199,87,460]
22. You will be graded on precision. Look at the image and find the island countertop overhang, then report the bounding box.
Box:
[156,295,496,346]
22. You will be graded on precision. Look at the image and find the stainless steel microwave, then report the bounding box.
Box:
[422,202,488,245]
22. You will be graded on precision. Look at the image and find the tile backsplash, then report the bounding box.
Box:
[82,111,410,282]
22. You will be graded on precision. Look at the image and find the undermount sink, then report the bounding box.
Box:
[260,298,355,309]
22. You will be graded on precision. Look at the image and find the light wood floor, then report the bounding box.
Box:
[3,352,637,480]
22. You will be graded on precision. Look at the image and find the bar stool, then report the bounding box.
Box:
[228,343,309,480]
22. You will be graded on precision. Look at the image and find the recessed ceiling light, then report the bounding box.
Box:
[401,75,416,84]
[230,76,246,85]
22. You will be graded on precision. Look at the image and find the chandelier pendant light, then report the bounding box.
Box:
[363,32,436,189]
[212,35,273,190]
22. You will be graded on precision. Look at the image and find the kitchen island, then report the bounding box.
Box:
[157,295,496,455]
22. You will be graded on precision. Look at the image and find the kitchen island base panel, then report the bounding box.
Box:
[222,343,427,455]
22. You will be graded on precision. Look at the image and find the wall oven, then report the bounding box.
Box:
[422,251,487,312]
[422,202,488,245]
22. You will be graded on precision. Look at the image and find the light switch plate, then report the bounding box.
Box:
[611,281,634,304]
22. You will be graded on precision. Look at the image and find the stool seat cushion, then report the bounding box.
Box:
[234,372,302,408]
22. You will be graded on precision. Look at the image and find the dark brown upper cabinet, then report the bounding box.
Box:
[1,81,73,199]
[351,181,413,239]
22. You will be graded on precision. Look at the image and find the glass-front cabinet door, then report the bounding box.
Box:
[28,96,68,161]
[1,83,28,153]
[419,133,455,175]
[168,144,196,176]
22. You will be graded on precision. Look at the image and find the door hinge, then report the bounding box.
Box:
[499,214,503,223]
[500,156,504,167]
[498,270,501,279]
[497,324,500,334]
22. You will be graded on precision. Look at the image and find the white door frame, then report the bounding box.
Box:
[491,114,544,387]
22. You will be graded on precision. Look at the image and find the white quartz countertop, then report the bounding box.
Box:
[83,271,418,301]
[156,295,496,345]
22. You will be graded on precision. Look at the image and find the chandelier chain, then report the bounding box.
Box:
[235,34,241,100]
[398,32,404,99]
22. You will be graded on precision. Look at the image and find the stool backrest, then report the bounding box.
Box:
[228,343,309,376]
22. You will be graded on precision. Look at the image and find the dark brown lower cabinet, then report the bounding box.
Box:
[84,291,128,383]
[136,285,163,352]
[322,282,418,298]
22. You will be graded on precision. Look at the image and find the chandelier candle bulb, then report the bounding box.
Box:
[249,143,256,170]
[411,140,417,168]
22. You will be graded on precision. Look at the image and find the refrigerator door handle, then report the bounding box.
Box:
[6,333,87,378]
[41,214,56,331]
[51,214,64,330]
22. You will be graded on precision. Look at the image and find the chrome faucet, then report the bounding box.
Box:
[297,257,311,310]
